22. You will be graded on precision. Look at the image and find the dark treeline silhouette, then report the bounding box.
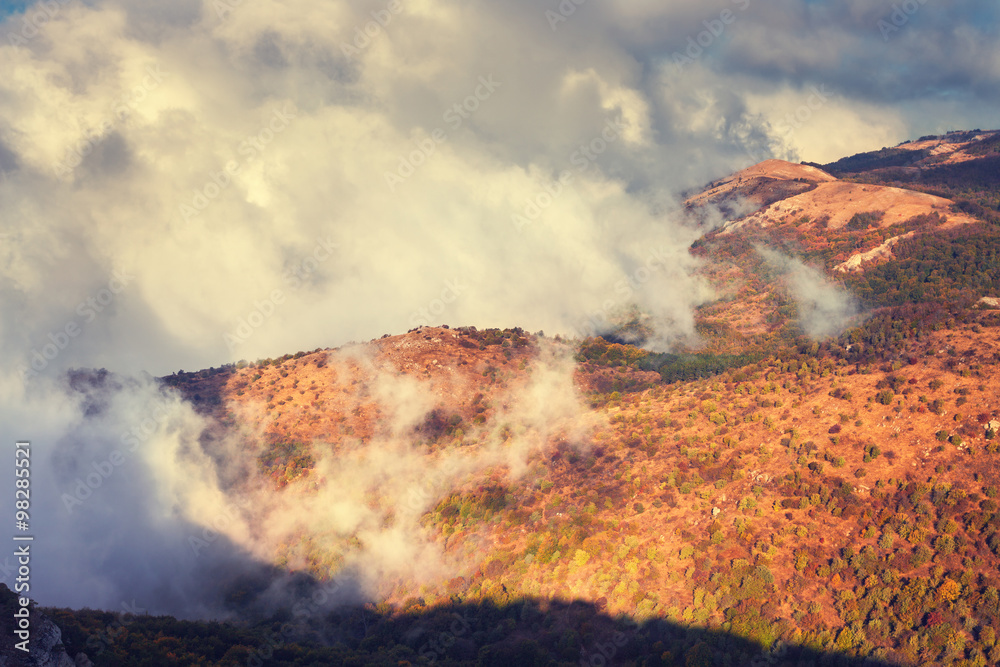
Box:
[0,583,901,666]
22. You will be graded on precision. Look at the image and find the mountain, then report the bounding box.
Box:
[685,158,977,233]
[11,132,1000,667]
[684,136,1000,358]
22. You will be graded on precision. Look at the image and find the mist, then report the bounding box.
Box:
[0,339,601,618]
[757,247,863,339]
[2,0,998,621]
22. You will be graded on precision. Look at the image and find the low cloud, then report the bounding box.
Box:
[4,339,599,618]
[757,246,863,338]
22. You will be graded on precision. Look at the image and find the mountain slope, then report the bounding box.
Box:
[20,132,1000,667]
[681,141,1000,356]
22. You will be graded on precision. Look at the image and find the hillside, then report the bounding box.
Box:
[819,130,1000,224]
[682,143,1000,357]
[9,133,1000,667]
[686,158,977,234]
[29,311,1000,666]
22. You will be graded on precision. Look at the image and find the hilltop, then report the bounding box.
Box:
[11,131,1000,666]
[682,137,1000,357]
[685,158,976,233]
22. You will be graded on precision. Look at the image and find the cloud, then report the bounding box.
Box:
[757,246,863,338]
[0,339,599,618]
[4,0,994,379]
[0,0,998,618]
[0,0,756,382]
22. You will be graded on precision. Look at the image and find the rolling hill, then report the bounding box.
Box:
[8,131,1000,667]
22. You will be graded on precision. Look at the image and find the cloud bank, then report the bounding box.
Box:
[4,0,995,378]
[4,341,598,618]
[757,247,863,339]
[2,0,998,616]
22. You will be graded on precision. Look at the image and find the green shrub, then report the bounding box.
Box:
[846,210,885,231]
[934,535,955,556]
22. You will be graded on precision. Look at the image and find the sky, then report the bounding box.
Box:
[0,0,999,615]
[0,0,998,378]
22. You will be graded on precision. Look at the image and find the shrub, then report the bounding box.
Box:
[846,210,885,231]
[934,535,955,556]
[913,545,933,567]
[878,531,896,550]
[794,552,810,571]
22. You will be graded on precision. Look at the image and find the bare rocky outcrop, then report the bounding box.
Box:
[0,585,78,667]
[978,297,1000,309]
[833,232,916,274]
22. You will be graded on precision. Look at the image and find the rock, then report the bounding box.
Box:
[833,232,914,274]
[712,507,721,518]
[0,585,75,667]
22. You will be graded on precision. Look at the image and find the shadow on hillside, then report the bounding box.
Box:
[32,590,902,666]
[160,364,237,413]
[316,597,899,666]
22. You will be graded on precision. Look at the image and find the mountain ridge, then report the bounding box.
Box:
[9,130,1000,666]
